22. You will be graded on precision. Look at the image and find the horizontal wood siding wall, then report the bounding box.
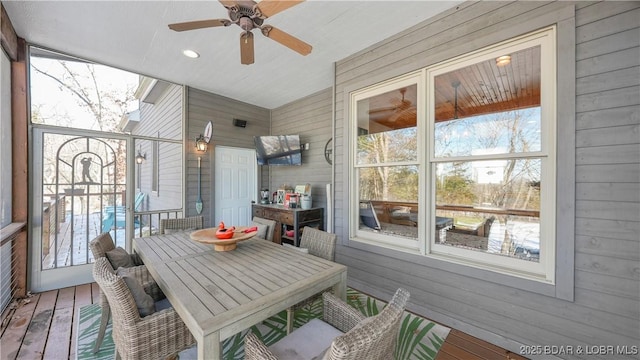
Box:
[333,1,639,357]
[136,84,184,214]
[186,87,270,227]
[270,88,334,215]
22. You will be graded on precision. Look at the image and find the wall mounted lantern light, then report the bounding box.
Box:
[196,121,213,153]
[195,134,208,152]
[135,147,146,164]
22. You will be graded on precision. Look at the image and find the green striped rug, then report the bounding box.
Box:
[77,288,449,360]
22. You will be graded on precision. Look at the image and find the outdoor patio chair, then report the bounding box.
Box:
[284,227,337,333]
[89,232,158,353]
[251,216,277,241]
[245,288,410,360]
[159,215,204,234]
[102,192,145,233]
[93,257,196,360]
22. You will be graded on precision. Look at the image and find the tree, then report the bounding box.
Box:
[357,127,418,202]
[31,53,138,208]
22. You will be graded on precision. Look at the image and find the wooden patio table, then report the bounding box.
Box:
[133,232,347,360]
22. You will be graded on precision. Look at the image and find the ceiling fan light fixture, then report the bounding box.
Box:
[496,55,511,66]
[183,49,200,58]
[168,0,310,64]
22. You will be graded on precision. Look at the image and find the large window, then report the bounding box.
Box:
[351,74,422,250]
[350,27,556,283]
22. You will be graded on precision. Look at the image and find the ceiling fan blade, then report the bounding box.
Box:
[255,0,304,18]
[368,106,397,115]
[240,32,255,65]
[168,19,230,32]
[219,0,238,8]
[389,106,417,123]
[261,25,311,56]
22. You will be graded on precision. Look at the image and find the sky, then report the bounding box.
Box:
[30,51,140,132]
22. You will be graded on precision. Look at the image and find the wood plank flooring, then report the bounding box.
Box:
[1,284,528,360]
[0,283,100,360]
[436,329,529,360]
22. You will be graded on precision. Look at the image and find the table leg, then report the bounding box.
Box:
[198,332,221,360]
[332,271,347,301]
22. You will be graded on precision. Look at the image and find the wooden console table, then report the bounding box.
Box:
[252,204,324,246]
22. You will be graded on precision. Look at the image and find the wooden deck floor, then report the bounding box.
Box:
[0,284,100,360]
[435,329,528,360]
[1,284,527,360]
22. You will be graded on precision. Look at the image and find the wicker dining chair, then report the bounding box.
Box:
[159,215,204,234]
[93,257,196,360]
[285,227,337,334]
[246,288,410,360]
[251,216,277,241]
[89,232,157,353]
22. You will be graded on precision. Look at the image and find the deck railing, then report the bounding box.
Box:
[133,209,185,238]
[0,222,26,314]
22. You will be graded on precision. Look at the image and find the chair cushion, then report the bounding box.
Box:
[106,247,135,269]
[269,318,343,360]
[251,222,269,239]
[154,298,172,312]
[117,267,155,317]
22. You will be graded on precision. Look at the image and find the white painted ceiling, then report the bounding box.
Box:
[4,0,460,109]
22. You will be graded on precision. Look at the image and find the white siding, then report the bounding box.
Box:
[136,84,184,215]
[270,88,334,216]
[186,87,270,227]
[328,1,639,357]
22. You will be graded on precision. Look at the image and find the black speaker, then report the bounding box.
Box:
[233,119,247,128]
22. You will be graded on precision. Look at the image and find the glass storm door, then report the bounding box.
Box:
[31,127,132,291]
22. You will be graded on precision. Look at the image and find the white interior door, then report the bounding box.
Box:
[214,146,257,227]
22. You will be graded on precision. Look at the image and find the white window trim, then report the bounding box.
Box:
[426,26,557,284]
[349,26,558,284]
[349,72,424,252]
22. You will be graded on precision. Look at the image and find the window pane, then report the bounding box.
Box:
[436,159,541,209]
[356,84,417,164]
[435,108,541,158]
[434,46,541,158]
[358,166,419,239]
[30,47,139,132]
[357,128,417,165]
[435,159,541,262]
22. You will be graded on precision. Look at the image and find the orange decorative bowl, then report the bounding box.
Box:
[215,227,235,239]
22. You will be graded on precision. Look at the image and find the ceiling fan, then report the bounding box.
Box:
[168,0,312,65]
[368,88,415,122]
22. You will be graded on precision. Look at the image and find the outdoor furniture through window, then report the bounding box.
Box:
[245,288,410,360]
[102,192,145,232]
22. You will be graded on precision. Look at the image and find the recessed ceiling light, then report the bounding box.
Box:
[496,55,511,66]
[183,50,200,59]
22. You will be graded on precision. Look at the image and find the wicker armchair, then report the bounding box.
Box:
[89,232,155,353]
[246,288,410,360]
[93,257,196,360]
[285,227,337,333]
[252,216,277,241]
[159,215,204,234]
